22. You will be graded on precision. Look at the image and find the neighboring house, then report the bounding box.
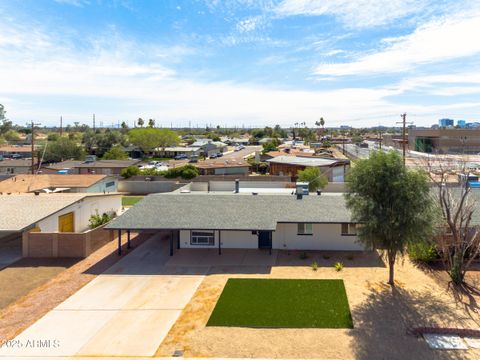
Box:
[155,147,202,158]
[0,174,117,194]
[0,158,38,175]
[267,155,349,182]
[221,137,250,145]
[0,145,34,158]
[195,160,250,175]
[106,193,363,255]
[42,158,141,175]
[191,140,228,157]
[0,193,122,258]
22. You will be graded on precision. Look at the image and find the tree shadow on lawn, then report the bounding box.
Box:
[352,286,472,360]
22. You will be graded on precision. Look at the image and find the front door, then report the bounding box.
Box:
[258,231,272,249]
[58,212,74,232]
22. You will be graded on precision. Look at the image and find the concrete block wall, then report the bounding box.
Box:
[23,224,115,258]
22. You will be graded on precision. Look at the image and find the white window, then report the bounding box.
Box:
[341,223,356,236]
[191,231,215,246]
[297,223,313,235]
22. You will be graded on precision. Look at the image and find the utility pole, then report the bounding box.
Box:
[378,130,383,150]
[396,113,412,166]
[93,114,96,130]
[30,121,41,174]
[60,116,63,137]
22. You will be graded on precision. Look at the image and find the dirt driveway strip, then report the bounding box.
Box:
[0,232,149,343]
[0,236,207,358]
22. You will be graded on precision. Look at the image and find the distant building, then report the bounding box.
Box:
[408,128,480,154]
[42,158,141,175]
[466,122,480,129]
[457,120,466,128]
[266,156,349,182]
[438,118,454,127]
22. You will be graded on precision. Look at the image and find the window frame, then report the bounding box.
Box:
[297,223,313,236]
[190,230,215,246]
[341,223,357,236]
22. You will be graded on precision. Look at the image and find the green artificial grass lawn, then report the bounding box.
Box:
[207,279,353,328]
[122,196,144,207]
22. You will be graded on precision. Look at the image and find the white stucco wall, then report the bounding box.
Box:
[272,223,364,251]
[178,224,363,251]
[36,195,122,233]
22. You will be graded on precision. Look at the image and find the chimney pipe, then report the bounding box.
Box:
[235,179,239,193]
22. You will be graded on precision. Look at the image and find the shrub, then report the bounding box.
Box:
[164,164,199,179]
[120,165,140,179]
[334,262,343,272]
[89,211,115,229]
[299,251,308,260]
[347,255,354,261]
[311,261,318,271]
[408,242,438,263]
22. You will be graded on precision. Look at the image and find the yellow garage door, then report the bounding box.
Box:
[58,212,74,232]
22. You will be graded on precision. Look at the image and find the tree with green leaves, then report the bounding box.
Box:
[128,128,179,154]
[42,138,86,162]
[345,151,436,285]
[103,144,128,160]
[3,129,20,142]
[297,166,328,192]
[137,118,144,127]
[262,140,279,154]
[148,118,155,128]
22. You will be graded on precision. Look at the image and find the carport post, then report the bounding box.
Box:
[127,230,131,249]
[170,230,174,256]
[117,229,122,256]
[218,230,221,255]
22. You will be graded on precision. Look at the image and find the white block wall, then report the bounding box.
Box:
[272,223,364,251]
[36,195,122,233]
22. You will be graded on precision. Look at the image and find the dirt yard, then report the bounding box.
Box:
[156,250,480,360]
[0,258,78,309]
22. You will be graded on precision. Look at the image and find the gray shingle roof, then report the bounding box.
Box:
[106,193,353,231]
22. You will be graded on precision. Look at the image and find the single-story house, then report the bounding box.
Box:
[42,159,141,175]
[105,193,364,255]
[155,147,202,158]
[195,160,250,175]
[191,140,228,157]
[0,158,38,175]
[0,193,122,258]
[267,155,350,182]
[0,174,117,194]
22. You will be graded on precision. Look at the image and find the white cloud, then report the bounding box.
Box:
[315,9,480,76]
[236,16,264,33]
[275,0,429,29]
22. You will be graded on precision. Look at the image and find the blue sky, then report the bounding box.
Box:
[1,0,480,128]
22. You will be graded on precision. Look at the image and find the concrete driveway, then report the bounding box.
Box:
[0,236,206,358]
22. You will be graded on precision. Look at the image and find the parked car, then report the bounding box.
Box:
[189,156,199,163]
[174,154,188,160]
[216,152,223,157]
[209,154,217,159]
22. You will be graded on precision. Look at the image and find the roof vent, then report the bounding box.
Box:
[252,192,258,195]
